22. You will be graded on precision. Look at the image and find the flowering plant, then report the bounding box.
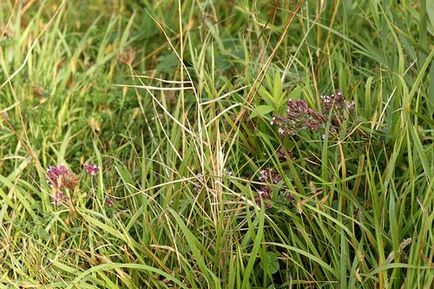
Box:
[46,162,100,206]
[270,89,355,136]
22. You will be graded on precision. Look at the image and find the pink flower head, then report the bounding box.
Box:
[47,165,78,190]
[84,163,100,176]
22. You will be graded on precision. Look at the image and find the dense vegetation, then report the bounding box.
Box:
[0,0,433,288]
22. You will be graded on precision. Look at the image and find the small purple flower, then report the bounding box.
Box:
[320,89,356,129]
[84,163,100,176]
[47,165,78,190]
[320,89,355,115]
[258,188,270,199]
[286,99,308,119]
[258,170,269,182]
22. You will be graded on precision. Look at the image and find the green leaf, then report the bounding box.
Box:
[272,71,282,102]
[250,105,274,119]
[258,86,275,107]
[156,53,179,74]
[261,251,280,274]
[288,85,303,100]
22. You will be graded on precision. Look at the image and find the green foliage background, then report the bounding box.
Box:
[0,0,433,288]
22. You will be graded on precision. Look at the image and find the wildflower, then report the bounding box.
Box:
[321,89,355,113]
[321,89,345,113]
[286,99,309,118]
[255,187,271,207]
[320,89,355,129]
[258,170,269,182]
[271,89,355,136]
[84,163,100,176]
[47,165,79,190]
[257,188,270,199]
[255,169,283,209]
[47,165,68,186]
[258,168,281,184]
[271,99,325,136]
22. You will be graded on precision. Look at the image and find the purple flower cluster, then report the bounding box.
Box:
[255,188,272,208]
[271,99,326,136]
[47,165,79,205]
[271,89,355,135]
[47,165,79,191]
[47,162,100,206]
[255,168,295,207]
[321,89,355,114]
[320,89,355,128]
[258,168,282,184]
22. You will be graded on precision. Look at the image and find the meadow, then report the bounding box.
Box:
[0,0,433,288]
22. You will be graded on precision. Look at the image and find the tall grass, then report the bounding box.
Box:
[0,0,433,288]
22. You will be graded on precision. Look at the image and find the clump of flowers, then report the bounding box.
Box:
[321,89,355,114]
[47,165,79,191]
[47,162,100,206]
[271,99,326,136]
[271,89,355,135]
[258,168,282,184]
[254,168,295,207]
[255,187,272,208]
[47,165,79,205]
[320,89,355,128]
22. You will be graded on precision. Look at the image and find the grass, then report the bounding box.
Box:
[0,0,433,288]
